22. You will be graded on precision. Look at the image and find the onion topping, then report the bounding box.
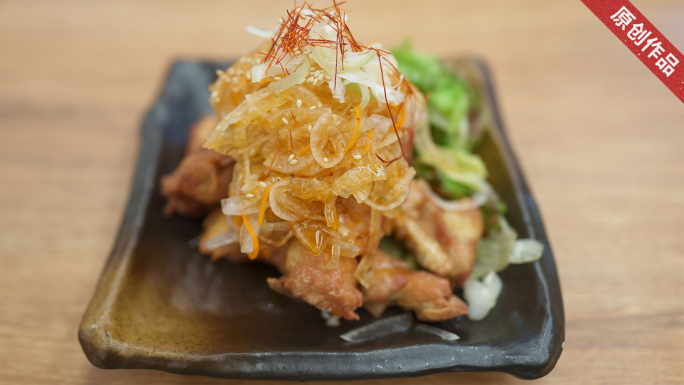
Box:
[272,58,310,94]
[463,271,503,321]
[420,179,487,211]
[202,231,239,251]
[509,239,544,264]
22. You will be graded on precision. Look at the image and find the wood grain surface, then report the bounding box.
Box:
[1,1,682,384]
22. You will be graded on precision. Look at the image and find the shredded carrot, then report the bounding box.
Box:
[242,214,259,260]
[258,182,275,226]
[233,91,240,107]
[343,106,361,154]
[297,145,311,156]
[368,130,373,141]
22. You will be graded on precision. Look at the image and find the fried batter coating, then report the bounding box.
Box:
[393,180,483,287]
[160,116,234,217]
[358,250,468,322]
[267,241,363,320]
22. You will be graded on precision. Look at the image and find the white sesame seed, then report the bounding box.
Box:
[227,68,235,75]
[312,79,319,86]
[289,159,298,165]
[237,69,244,76]
[307,77,314,83]
[288,154,295,161]
[246,71,251,79]
[314,70,321,76]
[296,100,302,108]
[232,77,239,84]
[323,157,329,162]
[332,114,338,119]
[310,106,316,110]
[282,117,289,125]
[259,181,267,188]
[317,103,322,107]
[246,193,254,198]
[278,17,284,23]
[324,75,332,81]
[353,154,362,160]
[317,74,324,81]
[273,76,281,80]
[308,124,313,132]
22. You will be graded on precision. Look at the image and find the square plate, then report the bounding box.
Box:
[79,59,564,381]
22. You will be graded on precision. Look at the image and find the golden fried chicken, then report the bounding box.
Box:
[357,250,468,321]
[161,116,234,217]
[393,180,483,287]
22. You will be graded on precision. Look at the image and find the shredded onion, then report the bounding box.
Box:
[202,231,239,251]
[413,115,486,190]
[509,239,544,264]
[351,182,371,203]
[340,240,361,257]
[354,253,373,288]
[268,180,299,221]
[342,49,377,71]
[251,63,280,83]
[420,179,487,211]
[259,222,291,232]
[471,216,517,279]
[364,167,416,211]
[310,46,336,73]
[310,109,346,168]
[221,197,260,216]
[239,214,260,253]
[332,163,388,198]
[272,58,310,94]
[463,271,503,321]
[326,234,341,268]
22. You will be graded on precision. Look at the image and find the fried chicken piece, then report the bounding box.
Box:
[357,250,468,322]
[161,116,235,217]
[396,271,469,321]
[393,180,483,287]
[267,241,363,320]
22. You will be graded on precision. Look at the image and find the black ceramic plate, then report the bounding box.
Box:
[79,59,564,380]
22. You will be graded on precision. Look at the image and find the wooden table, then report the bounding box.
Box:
[1,1,682,384]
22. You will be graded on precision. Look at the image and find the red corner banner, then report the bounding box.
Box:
[582,0,684,103]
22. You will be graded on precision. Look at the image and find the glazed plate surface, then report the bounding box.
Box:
[79,59,564,380]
